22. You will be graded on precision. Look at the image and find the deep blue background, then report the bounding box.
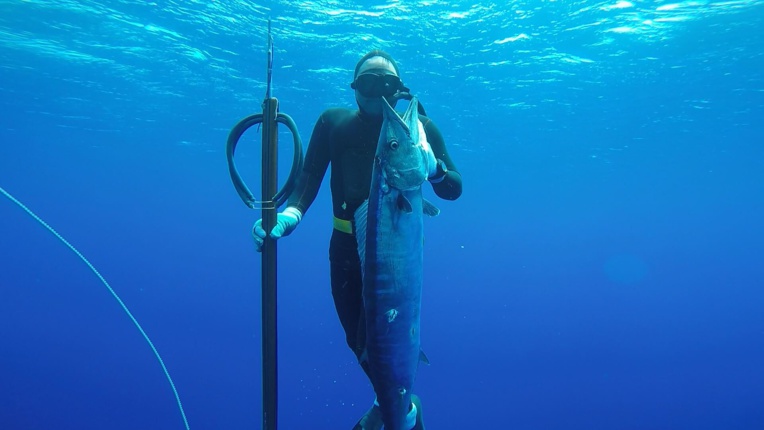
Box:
[1,1,763,429]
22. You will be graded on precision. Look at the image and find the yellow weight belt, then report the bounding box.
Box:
[333,216,353,235]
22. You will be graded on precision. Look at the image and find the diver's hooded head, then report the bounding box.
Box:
[351,50,404,118]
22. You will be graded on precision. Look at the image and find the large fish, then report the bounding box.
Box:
[355,97,438,430]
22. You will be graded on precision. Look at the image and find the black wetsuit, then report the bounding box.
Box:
[287,107,462,366]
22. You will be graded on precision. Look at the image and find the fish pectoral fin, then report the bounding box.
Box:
[419,349,431,365]
[422,199,440,217]
[397,194,413,213]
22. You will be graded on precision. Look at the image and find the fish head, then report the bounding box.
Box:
[377,97,428,191]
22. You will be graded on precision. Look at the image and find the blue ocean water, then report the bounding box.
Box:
[1,1,763,429]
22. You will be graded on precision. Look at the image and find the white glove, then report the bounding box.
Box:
[252,206,302,252]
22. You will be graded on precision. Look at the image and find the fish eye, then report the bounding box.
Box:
[389,139,399,150]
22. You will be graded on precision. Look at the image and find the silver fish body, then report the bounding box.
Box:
[355,97,429,430]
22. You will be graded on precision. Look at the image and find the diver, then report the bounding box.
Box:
[253,50,463,430]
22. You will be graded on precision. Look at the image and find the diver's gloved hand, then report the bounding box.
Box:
[252,206,302,252]
[410,394,425,430]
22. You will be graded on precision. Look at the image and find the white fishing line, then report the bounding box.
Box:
[0,186,190,430]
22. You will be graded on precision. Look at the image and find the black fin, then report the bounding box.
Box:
[423,199,440,217]
[398,194,413,213]
[419,349,431,365]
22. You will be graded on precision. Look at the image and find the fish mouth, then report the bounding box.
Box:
[385,166,426,190]
[397,167,421,174]
[397,184,422,191]
[387,166,425,178]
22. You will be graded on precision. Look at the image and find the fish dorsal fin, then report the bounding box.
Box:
[381,97,409,135]
[397,193,413,213]
[354,200,369,277]
[423,199,440,217]
[402,97,420,132]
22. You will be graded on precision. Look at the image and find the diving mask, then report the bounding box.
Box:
[351,72,403,98]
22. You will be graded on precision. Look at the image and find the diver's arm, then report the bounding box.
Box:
[422,118,462,200]
[286,111,332,215]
